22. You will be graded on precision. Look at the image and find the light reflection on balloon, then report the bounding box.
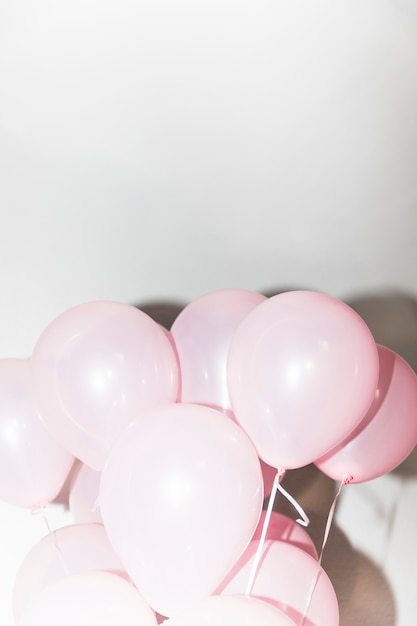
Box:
[316,344,417,483]
[227,291,379,469]
[3,289,416,626]
[31,301,179,470]
[100,403,263,617]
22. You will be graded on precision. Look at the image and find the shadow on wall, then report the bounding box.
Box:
[135,287,417,483]
[262,288,417,482]
[52,287,414,626]
[343,289,417,482]
[262,286,417,373]
[278,463,397,626]
[134,301,187,331]
[346,290,417,375]
[135,286,417,374]
[133,286,417,626]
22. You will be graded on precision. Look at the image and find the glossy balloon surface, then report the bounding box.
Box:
[13,523,127,622]
[0,359,74,508]
[220,540,338,626]
[316,344,417,483]
[165,594,296,626]
[100,403,263,617]
[17,571,157,626]
[227,291,379,469]
[31,301,179,469]
[171,288,266,413]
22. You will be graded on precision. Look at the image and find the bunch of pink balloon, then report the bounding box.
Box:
[1,289,417,626]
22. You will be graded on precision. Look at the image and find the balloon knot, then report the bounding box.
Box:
[277,467,286,480]
[31,499,50,515]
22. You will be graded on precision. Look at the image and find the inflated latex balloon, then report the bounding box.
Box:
[316,344,417,483]
[17,571,157,626]
[171,288,266,413]
[251,510,318,560]
[31,301,179,469]
[220,541,339,626]
[227,291,379,469]
[69,462,102,524]
[0,359,74,508]
[100,403,263,617]
[165,594,296,626]
[13,523,128,623]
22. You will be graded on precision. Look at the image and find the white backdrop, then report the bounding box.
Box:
[1,1,417,625]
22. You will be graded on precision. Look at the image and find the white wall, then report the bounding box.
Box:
[1,0,417,358]
[1,2,417,625]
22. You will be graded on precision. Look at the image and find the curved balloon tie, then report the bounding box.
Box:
[276,479,310,528]
[300,474,352,626]
[246,468,310,596]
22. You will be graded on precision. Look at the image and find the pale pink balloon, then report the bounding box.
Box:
[100,403,263,617]
[227,291,379,469]
[17,571,157,626]
[165,594,296,626]
[0,359,74,508]
[251,510,318,560]
[13,523,129,622]
[316,344,417,483]
[220,540,339,626]
[69,462,102,524]
[31,301,179,470]
[171,289,266,413]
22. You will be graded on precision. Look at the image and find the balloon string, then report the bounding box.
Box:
[276,480,310,528]
[245,468,283,596]
[318,474,351,565]
[31,501,71,576]
[299,474,351,626]
[246,468,310,597]
[31,499,52,532]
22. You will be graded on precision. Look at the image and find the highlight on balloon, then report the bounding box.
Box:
[1,288,416,626]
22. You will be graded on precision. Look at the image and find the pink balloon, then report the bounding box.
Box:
[220,541,339,626]
[251,510,318,560]
[227,291,379,469]
[315,344,417,483]
[171,289,266,413]
[69,462,102,524]
[31,301,179,469]
[17,571,157,626]
[0,359,74,508]
[100,403,264,617]
[165,594,297,626]
[13,522,129,622]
